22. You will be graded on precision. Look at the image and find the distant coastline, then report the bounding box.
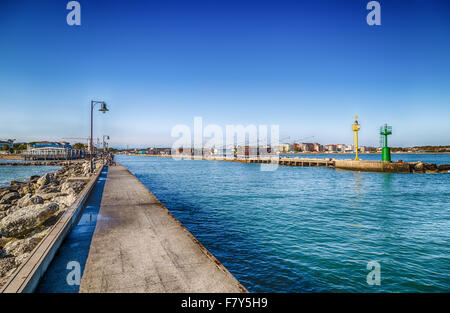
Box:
[282,151,450,155]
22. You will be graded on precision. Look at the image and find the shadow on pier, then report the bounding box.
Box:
[36,166,108,293]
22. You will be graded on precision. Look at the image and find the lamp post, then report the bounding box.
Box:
[352,115,361,161]
[90,100,109,173]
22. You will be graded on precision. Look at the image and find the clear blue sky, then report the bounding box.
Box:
[1,0,449,148]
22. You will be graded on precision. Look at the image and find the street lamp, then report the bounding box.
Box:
[90,100,109,173]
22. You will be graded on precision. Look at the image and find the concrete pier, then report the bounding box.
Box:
[334,159,411,173]
[79,164,246,293]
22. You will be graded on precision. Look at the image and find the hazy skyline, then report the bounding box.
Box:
[1,0,450,148]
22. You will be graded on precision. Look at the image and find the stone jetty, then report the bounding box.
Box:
[0,161,82,167]
[0,160,103,288]
[80,164,246,293]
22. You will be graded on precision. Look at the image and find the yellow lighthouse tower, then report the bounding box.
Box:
[352,115,361,161]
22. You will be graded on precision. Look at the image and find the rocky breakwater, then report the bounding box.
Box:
[0,160,103,287]
[0,161,79,166]
[409,162,450,173]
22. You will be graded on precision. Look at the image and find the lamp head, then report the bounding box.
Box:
[99,102,109,113]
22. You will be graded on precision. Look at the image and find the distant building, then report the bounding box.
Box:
[176,147,193,155]
[294,142,323,152]
[213,147,236,158]
[23,147,85,160]
[30,141,71,148]
[325,144,338,152]
[312,143,324,152]
[23,141,86,160]
[359,146,376,153]
[278,143,290,153]
[336,144,346,152]
[295,143,313,152]
[147,147,171,155]
[345,145,354,152]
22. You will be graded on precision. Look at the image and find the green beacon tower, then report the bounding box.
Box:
[380,124,392,162]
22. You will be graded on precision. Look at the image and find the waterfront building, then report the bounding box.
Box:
[22,146,85,160]
[325,144,338,152]
[278,143,290,153]
[295,143,318,152]
[30,141,71,148]
[336,144,346,152]
[312,143,324,152]
[237,145,258,158]
[22,141,86,160]
[176,147,193,155]
[214,147,236,158]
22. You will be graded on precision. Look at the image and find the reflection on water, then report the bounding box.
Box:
[0,166,61,187]
[118,155,450,292]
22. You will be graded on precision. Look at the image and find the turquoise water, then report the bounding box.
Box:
[0,165,61,187]
[281,153,450,164]
[117,155,449,292]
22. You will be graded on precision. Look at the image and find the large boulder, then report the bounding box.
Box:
[82,162,90,175]
[53,194,76,207]
[0,204,12,212]
[10,181,25,187]
[39,192,62,201]
[4,232,46,257]
[413,162,424,172]
[0,257,15,277]
[424,163,438,172]
[29,175,41,182]
[37,184,60,194]
[437,164,450,172]
[0,189,10,198]
[36,173,54,188]
[19,184,31,196]
[61,181,85,195]
[17,194,44,208]
[0,202,59,238]
[0,191,20,204]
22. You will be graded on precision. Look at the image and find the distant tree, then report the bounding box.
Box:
[73,143,86,150]
[13,143,28,151]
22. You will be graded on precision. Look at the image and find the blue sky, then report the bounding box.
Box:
[1,0,450,148]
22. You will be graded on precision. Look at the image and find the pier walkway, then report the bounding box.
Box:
[79,164,246,293]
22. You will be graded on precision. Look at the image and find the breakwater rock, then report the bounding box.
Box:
[0,160,103,288]
[0,160,81,167]
[410,161,450,173]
